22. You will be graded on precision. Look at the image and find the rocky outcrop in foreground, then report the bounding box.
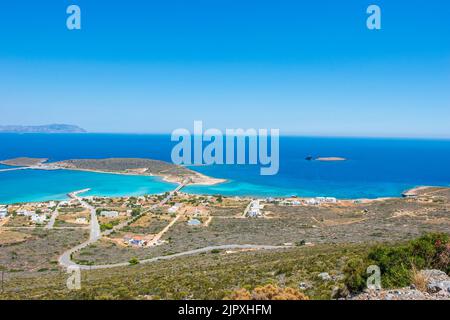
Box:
[350,269,450,300]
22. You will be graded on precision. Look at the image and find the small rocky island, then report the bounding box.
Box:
[305,156,347,162]
[316,157,347,162]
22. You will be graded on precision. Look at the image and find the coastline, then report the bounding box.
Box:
[1,157,448,204]
[0,157,227,187]
[401,186,435,197]
[47,166,227,186]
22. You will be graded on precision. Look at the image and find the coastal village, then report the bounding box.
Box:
[0,187,364,249]
[0,157,449,300]
[1,185,450,300]
[0,188,429,249]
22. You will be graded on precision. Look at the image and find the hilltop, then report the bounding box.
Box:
[53,158,225,185]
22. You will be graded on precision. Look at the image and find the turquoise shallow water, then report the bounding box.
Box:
[182,176,414,199]
[0,169,177,204]
[1,134,450,203]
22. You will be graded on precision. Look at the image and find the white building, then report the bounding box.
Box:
[247,208,260,217]
[168,203,182,213]
[31,214,46,224]
[75,217,88,224]
[100,211,119,218]
[325,197,337,203]
[123,235,147,247]
[305,197,338,205]
[0,205,8,219]
[17,209,35,216]
[47,201,57,208]
[247,200,262,217]
[306,198,319,205]
[187,218,202,226]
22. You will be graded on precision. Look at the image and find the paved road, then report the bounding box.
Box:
[102,180,189,236]
[58,189,102,268]
[147,213,182,246]
[60,244,290,270]
[57,181,291,271]
[45,202,63,229]
[69,189,101,241]
[59,182,189,269]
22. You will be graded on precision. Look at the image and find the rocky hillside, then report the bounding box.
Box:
[351,269,450,300]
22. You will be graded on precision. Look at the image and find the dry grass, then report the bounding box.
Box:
[410,265,429,292]
[0,230,31,245]
[227,284,309,300]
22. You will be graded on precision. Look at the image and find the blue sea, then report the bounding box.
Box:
[1,133,450,203]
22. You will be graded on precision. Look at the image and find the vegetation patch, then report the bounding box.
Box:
[344,233,450,292]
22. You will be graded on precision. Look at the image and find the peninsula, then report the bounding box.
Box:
[0,157,225,185]
[0,157,48,167]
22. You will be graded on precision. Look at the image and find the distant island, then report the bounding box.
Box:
[305,156,347,162]
[316,157,347,162]
[0,124,86,133]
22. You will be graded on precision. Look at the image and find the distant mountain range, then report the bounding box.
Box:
[0,124,87,133]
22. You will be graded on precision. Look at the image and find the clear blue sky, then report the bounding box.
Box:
[0,0,449,137]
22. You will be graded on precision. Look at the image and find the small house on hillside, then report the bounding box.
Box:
[168,203,182,213]
[75,217,88,224]
[187,218,201,226]
[100,211,119,218]
[31,214,46,224]
[17,209,35,216]
[0,206,7,219]
[123,235,147,247]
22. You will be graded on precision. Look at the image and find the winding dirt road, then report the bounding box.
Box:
[58,183,290,270]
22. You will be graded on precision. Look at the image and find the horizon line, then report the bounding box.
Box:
[2,131,450,140]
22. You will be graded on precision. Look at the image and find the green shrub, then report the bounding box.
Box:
[100,223,113,232]
[343,257,367,292]
[344,233,450,292]
[295,240,306,246]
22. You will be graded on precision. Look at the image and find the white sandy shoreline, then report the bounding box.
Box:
[0,158,446,202]
[40,166,227,187]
